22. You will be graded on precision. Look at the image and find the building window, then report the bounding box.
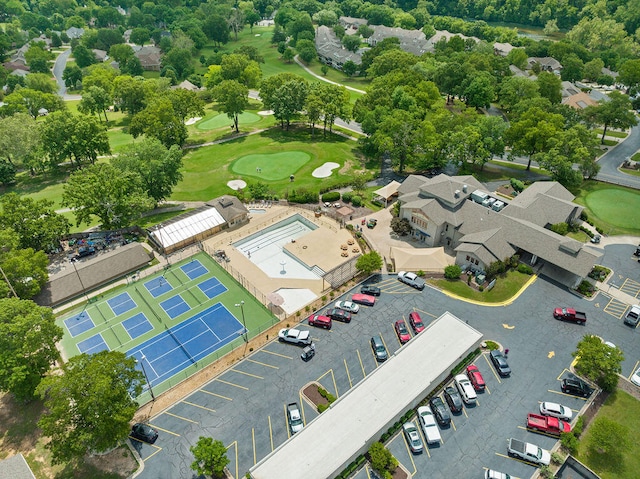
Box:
[466,255,470,261]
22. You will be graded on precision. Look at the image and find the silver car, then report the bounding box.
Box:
[402,421,423,454]
[485,470,511,479]
[539,401,573,421]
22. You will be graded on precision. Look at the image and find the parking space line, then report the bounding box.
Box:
[225,441,237,479]
[149,424,180,436]
[164,411,199,424]
[344,359,353,388]
[199,389,232,400]
[556,368,571,381]
[412,307,437,318]
[230,368,263,379]
[316,369,339,397]
[462,407,469,418]
[300,391,307,425]
[380,333,391,359]
[252,428,256,465]
[268,415,274,451]
[482,354,502,383]
[397,430,418,475]
[214,378,249,390]
[484,385,491,395]
[246,358,279,369]
[182,400,215,413]
[142,444,162,461]
[260,349,293,359]
[450,418,457,431]
[284,403,290,439]
[628,360,640,381]
[415,423,431,458]
[357,349,367,377]
[548,389,588,400]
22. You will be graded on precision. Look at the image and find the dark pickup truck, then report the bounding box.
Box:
[553,307,587,325]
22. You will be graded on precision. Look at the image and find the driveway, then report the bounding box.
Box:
[595,123,640,189]
[52,48,81,101]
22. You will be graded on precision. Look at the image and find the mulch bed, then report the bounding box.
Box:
[392,466,409,479]
[302,383,327,408]
[496,184,516,197]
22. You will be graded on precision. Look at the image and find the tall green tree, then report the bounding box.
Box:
[37,351,144,465]
[587,417,630,457]
[63,163,154,228]
[0,113,42,170]
[536,71,562,104]
[190,436,230,479]
[582,91,638,144]
[0,230,49,299]
[203,14,229,46]
[271,78,309,129]
[0,297,62,401]
[573,334,624,392]
[162,48,194,80]
[168,88,205,123]
[78,86,113,122]
[130,97,188,148]
[112,75,149,116]
[220,53,262,88]
[319,83,352,134]
[25,73,57,94]
[112,138,183,204]
[356,251,383,275]
[62,65,83,89]
[498,76,540,112]
[212,80,249,133]
[371,110,423,173]
[3,88,65,119]
[72,44,96,68]
[618,59,640,95]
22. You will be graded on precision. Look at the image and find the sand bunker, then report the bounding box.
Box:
[185,117,202,125]
[258,110,274,116]
[227,180,247,190]
[312,162,340,178]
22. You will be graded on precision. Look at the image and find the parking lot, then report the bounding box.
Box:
[133,243,640,479]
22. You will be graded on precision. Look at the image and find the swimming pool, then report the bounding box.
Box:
[233,215,320,279]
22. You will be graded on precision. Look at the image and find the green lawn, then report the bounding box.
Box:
[173,127,363,201]
[232,151,311,180]
[196,111,261,130]
[430,270,532,302]
[594,128,628,139]
[572,181,640,235]
[576,390,640,479]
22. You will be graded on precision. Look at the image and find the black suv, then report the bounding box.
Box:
[130,423,159,444]
[429,396,451,426]
[360,285,381,296]
[561,378,592,397]
[325,308,352,323]
[443,386,463,413]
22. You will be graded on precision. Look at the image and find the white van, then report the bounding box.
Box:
[454,374,477,405]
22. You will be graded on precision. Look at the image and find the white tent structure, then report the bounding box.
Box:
[390,246,454,272]
[373,180,402,206]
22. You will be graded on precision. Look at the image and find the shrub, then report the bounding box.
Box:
[321,191,341,202]
[368,443,398,476]
[484,340,499,350]
[551,452,564,465]
[392,202,400,217]
[577,280,595,296]
[371,200,385,207]
[517,263,533,274]
[596,226,603,234]
[351,195,362,207]
[317,403,329,413]
[573,415,584,437]
[341,191,353,203]
[288,188,318,204]
[539,465,554,479]
[561,432,578,454]
[580,211,588,221]
[510,178,525,192]
[444,264,462,279]
[550,222,569,235]
[391,217,412,235]
[478,285,484,292]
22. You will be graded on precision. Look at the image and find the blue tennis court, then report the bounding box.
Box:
[160,294,191,319]
[64,311,94,337]
[181,260,208,280]
[128,303,244,387]
[198,277,228,299]
[77,333,110,354]
[122,313,154,339]
[144,276,173,298]
[107,292,137,316]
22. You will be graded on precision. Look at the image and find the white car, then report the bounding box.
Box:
[454,374,477,405]
[485,470,512,479]
[631,367,640,387]
[417,406,441,445]
[539,402,573,421]
[402,421,423,454]
[334,300,359,313]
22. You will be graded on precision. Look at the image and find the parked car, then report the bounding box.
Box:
[454,374,477,405]
[73,245,96,260]
[553,307,587,324]
[300,344,315,362]
[485,470,512,479]
[287,402,304,434]
[397,271,426,290]
[394,319,411,344]
[429,396,451,427]
[443,386,463,413]
[307,314,331,329]
[360,285,381,296]
[335,300,359,313]
[278,328,312,346]
[590,234,601,244]
[370,335,388,362]
[466,364,486,391]
[325,308,352,323]
[417,406,441,445]
[489,350,511,377]
[402,421,423,454]
[131,423,159,444]
[624,305,640,327]
[507,438,550,466]
[351,293,376,306]
[408,311,425,333]
[527,413,571,436]
[539,402,573,421]
[631,367,640,387]
[561,377,592,397]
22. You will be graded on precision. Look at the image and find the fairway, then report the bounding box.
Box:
[232,151,311,180]
[197,112,261,130]
[584,189,640,228]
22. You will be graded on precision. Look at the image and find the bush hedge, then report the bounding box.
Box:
[341,191,353,203]
[321,191,341,202]
[351,195,363,207]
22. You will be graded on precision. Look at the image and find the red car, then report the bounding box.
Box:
[308,314,332,330]
[409,312,425,333]
[466,364,485,391]
[351,293,376,306]
[394,319,411,344]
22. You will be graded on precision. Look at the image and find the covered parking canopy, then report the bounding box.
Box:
[390,246,454,272]
[373,180,401,206]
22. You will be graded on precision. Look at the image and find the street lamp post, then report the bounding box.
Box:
[138,354,155,401]
[71,258,90,303]
[235,301,248,343]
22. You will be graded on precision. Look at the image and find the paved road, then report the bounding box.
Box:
[52,49,81,101]
[595,123,640,188]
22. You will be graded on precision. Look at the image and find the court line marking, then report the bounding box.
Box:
[163,411,199,424]
[214,378,249,390]
[198,389,232,401]
[230,369,263,380]
[246,358,279,369]
[182,400,216,413]
[344,359,353,388]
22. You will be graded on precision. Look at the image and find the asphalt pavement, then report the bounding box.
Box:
[595,123,640,188]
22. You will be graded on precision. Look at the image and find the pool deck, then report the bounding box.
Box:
[203,206,357,306]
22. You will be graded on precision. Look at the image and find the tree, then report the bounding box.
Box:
[573,334,624,391]
[282,48,294,63]
[130,97,188,148]
[462,71,495,109]
[37,351,144,465]
[444,264,462,279]
[505,107,564,170]
[220,53,262,88]
[112,75,148,116]
[227,8,245,41]
[72,44,96,68]
[25,73,57,94]
[83,64,118,93]
[41,112,111,168]
[212,80,249,133]
[163,47,194,80]
[356,251,383,275]
[62,65,83,89]
[368,442,398,478]
[109,43,135,64]
[583,58,605,83]
[112,138,183,204]
[371,110,423,173]
[587,417,630,456]
[245,10,261,32]
[78,86,113,122]
[0,113,42,171]
[190,436,230,478]
[63,163,154,228]
[343,60,357,77]
[0,193,70,252]
[582,91,638,144]
[0,297,62,401]
[391,217,412,235]
[536,71,562,104]
[3,88,65,119]
[0,233,49,299]
[618,59,640,95]
[342,34,361,53]
[130,27,150,45]
[168,88,205,123]
[319,83,352,134]
[203,14,229,46]
[95,29,124,51]
[271,78,309,129]
[560,54,584,82]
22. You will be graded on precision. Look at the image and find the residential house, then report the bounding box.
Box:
[527,56,563,74]
[367,25,430,56]
[134,45,162,71]
[92,49,108,62]
[509,64,533,79]
[172,79,200,91]
[65,27,84,39]
[397,174,601,287]
[425,30,479,52]
[315,25,362,71]
[493,42,515,56]
[339,16,368,35]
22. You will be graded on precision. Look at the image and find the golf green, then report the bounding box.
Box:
[585,189,640,228]
[196,112,261,130]
[232,152,311,180]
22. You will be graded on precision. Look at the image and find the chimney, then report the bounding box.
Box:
[463,184,468,193]
[454,190,460,198]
